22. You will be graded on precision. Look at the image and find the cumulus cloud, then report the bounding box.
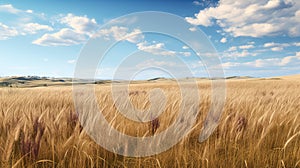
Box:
[180,52,192,57]
[33,13,99,46]
[223,49,257,58]
[271,47,284,51]
[59,13,98,37]
[220,37,227,43]
[239,44,255,49]
[0,22,18,40]
[0,22,54,41]
[264,42,277,47]
[263,41,300,51]
[193,1,202,6]
[279,52,300,65]
[222,62,240,68]
[223,52,300,68]
[0,4,55,41]
[137,42,177,56]
[186,0,300,37]
[67,59,76,64]
[0,22,54,40]
[94,26,144,43]
[136,42,191,57]
[32,28,87,46]
[182,45,189,49]
[223,43,257,58]
[22,23,53,35]
[94,26,190,57]
[189,27,197,32]
[263,42,290,48]
[185,12,213,27]
[228,46,237,52]
[0,4,21,14]
[258,53,300,66]
[0,4,36,16]
[26,10,33,14]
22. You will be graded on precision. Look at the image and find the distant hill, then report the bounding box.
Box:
[0,74,299,88]
[276,74,300,80]
[225,76,253,79]
[147,77,167,81]
[0,76,72,88]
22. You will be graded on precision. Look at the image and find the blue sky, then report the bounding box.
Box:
[0,0,299,79]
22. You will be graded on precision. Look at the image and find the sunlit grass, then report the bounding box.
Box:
[0,78,299,167]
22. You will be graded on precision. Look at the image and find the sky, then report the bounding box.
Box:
[0,0,299,79]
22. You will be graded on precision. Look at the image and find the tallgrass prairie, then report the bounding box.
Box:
[0,77,299,167]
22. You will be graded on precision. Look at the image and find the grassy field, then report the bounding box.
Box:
[0,76,299,167]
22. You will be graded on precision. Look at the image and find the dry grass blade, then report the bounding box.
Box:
[283,132,300,149]
[0,78,299,167]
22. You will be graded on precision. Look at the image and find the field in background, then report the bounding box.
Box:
[0,76,299,167]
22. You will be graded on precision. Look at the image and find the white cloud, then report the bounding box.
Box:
[0,22,54,40]
[189,27,197,32]
[0,22,18,40]
[0,4,54,41]
[263,41,300,51]
[0,4,20,14]
[222,62,240,68]
[67,59,76,64]
[186,12,213,27]
[92,27,191,56]
[182,45,189,49]
[59,13,98,37]
[136,59,177,68]
[263,42,290,48]
[32,28,87,46]
[33,13,99,46]
[293,42,300,46]
[264,42,277,47]
[271,47,284,51]
[257,52,300,67]
[220,37,227,43]
[137,42,176,56]
[223,52,300,68]
[0,4,36,15]
[193,1,202,6]
[22,23,53,35]
[253,58,279,68]
[186,0,300,37]
[239,44,254,49]
[224,43,258,58]
[279,52,300,65]
[224,23,281,37]
[224,44,257,58]
[267,42,300,47]
[180,52,192,57]
[94,26,144,43]
[228,46,237,51]
[26,10,33,14]
[136,42,191,57]
[223,49,257,58]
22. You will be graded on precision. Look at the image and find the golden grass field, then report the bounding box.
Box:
[0,76,299,167]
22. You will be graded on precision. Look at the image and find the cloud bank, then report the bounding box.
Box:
[186,0,300,37]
